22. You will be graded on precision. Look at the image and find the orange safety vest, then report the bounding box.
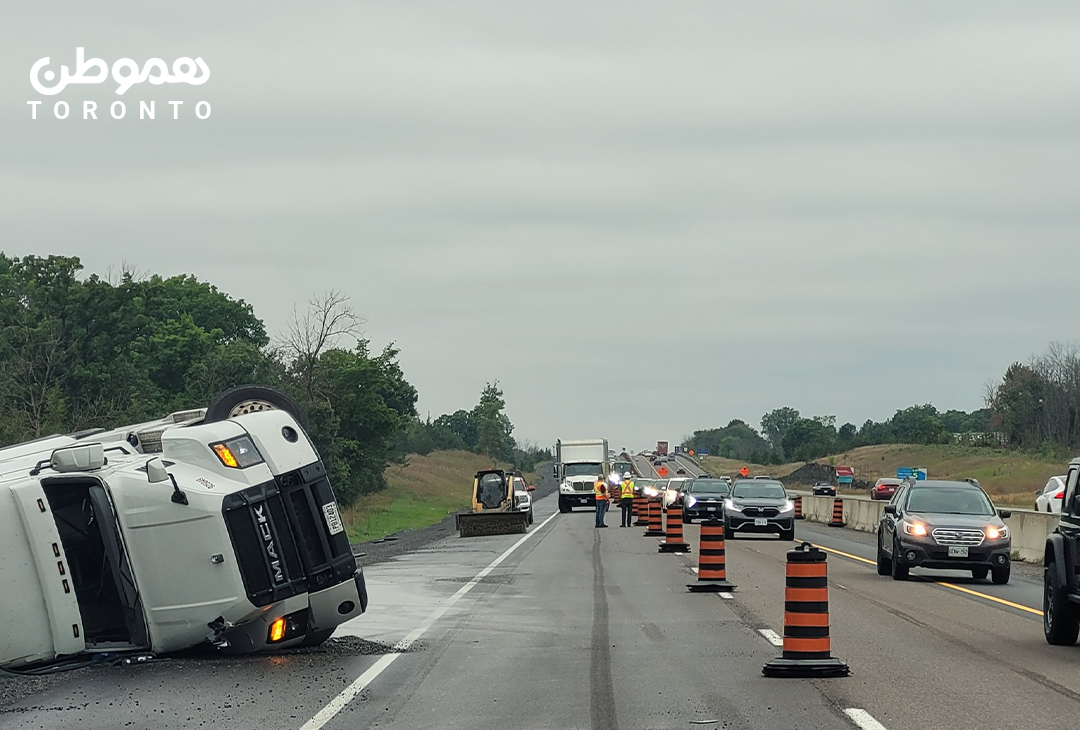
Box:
[621,480,635,499]
[594,479,609,501]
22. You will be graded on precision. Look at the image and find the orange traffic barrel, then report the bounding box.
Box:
[793,495,803,520]
[634,496,648,527]
[828,498,844,527]
[643,499,665,536]
[762,542,849,678]
[688,518,735,592]
[658,504,691,553]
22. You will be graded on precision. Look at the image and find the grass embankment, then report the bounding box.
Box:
[701,444,1067,508]
[340,450,528,543]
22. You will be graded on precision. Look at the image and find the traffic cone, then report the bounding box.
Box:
[643,499,665,536]
[658,504,691,553]
[762,542,849,678]
[828,498,845,527]
[633,496,648,527]
[793,496,804,520]
[688,518,735,592]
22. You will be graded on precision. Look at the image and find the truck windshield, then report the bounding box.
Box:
[565,463,601,477]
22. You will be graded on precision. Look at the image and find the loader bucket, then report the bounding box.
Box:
[456,511,529,538]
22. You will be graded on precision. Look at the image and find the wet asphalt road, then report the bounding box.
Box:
[3,490,1080,730]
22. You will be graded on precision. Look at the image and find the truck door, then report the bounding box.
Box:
[1059,467,1080,593]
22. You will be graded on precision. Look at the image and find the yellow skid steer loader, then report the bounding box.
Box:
[456,469,529,537]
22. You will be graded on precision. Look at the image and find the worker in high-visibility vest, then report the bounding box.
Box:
[593,476,610,528]
[619,472,636,527]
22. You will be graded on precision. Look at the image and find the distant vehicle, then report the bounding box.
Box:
[753,475,773,480]
[724,479,795,540]
[664,478,691,508]
[512,475,535,525]
[812,481,836,496]
[1036,476,1067,513]
[675,468,687,475]
[554,438,608,513]
[682,478,731,523]
[871,478,903,501]
[652,459,662,466]
[656,441,669,457]
[877,480,1011,584]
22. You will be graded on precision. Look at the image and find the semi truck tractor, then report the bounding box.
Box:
[553,438,609,513]
[0,386,367,671]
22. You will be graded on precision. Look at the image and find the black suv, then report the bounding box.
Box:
[877,480,1012,583]
[1044,460,1080,644]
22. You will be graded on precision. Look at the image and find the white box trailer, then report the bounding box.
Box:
[0,386,367,671]
[554,438,608,513]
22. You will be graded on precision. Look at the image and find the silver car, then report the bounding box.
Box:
[724,479,796,540]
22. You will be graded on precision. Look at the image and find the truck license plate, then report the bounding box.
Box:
[754,517,768,526]
[707,506,717,512]
[322,502,344,535]
[948,546,968,558]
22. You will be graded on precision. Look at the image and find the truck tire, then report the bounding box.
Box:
[1044,560,1080,645]
[204,385,310,430]
[558,497,571,514]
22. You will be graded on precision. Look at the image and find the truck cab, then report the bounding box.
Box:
[0,387,367,670]
[1043,457,1080,645]
[554,438,609,514]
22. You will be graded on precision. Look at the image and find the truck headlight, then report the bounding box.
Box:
[210,436,264,468]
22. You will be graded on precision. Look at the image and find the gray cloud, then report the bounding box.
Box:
[4,1,1080,449]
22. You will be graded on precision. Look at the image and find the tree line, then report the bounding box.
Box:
[0,254,542,505]
[685,404,992,464]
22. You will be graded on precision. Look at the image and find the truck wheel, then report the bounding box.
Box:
[558,497,571,514]
[1045,560,1080,645]
[876,536,890,576]
[528,509,534,525]
[991,563,1011,585]
[204,385,309,429]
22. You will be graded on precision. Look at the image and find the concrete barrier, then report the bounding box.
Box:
[790,491,1059,564]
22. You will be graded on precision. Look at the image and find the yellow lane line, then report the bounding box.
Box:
[814,544,1044,617]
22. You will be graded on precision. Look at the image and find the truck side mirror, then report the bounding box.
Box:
[883,505,897,516]
[146,458,169,483]
[552,465,558,479]
[998,509,1012,519]
[526,485,535,492]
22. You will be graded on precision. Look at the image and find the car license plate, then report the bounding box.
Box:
[754,517,768,526]
[948,546,968,558]
[707,506,717,512]
[322,502,344,535]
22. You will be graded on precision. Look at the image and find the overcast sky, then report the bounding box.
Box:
[4,2,1080,450]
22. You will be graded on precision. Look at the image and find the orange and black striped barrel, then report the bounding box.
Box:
[828,498,844,527]
[644,498,665,536]
[658,504,690,552]
[793,495,803,520]
[762,543,849,677]
[781,546,831,659]
[634,497,648,526]
[686,519,734,591]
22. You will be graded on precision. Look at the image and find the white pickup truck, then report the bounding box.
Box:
[0,386,367,671]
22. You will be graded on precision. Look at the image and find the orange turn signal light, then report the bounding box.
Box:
[268,618,287,643]
[212,443,239,468]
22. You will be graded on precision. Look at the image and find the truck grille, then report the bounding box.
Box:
[223,461,356,607]
[571,481,594,492]
[932,528,985,547]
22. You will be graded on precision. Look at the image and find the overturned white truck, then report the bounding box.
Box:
[0,386,367,671]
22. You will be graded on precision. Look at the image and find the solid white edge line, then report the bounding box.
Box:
[299,508,561,730]
[757,628,784,647]
[844,708,889,730]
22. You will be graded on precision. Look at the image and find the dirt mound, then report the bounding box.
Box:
[780,462,872,491]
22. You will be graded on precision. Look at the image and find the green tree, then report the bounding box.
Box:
[781,418,837,461]
[473,381,514,461]
[761,407,800,451]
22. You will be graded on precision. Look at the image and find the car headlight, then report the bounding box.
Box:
[724,499,738,513]
[781,499,794,513]
[644,487,659,497]
[685,496,697,508]
[987,525,1008,540]
[902,521,928,537]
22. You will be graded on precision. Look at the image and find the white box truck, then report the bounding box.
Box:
[553,438,608,513]
[0,386,367,671]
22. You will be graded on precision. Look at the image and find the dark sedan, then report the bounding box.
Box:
[681,478,731,523]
